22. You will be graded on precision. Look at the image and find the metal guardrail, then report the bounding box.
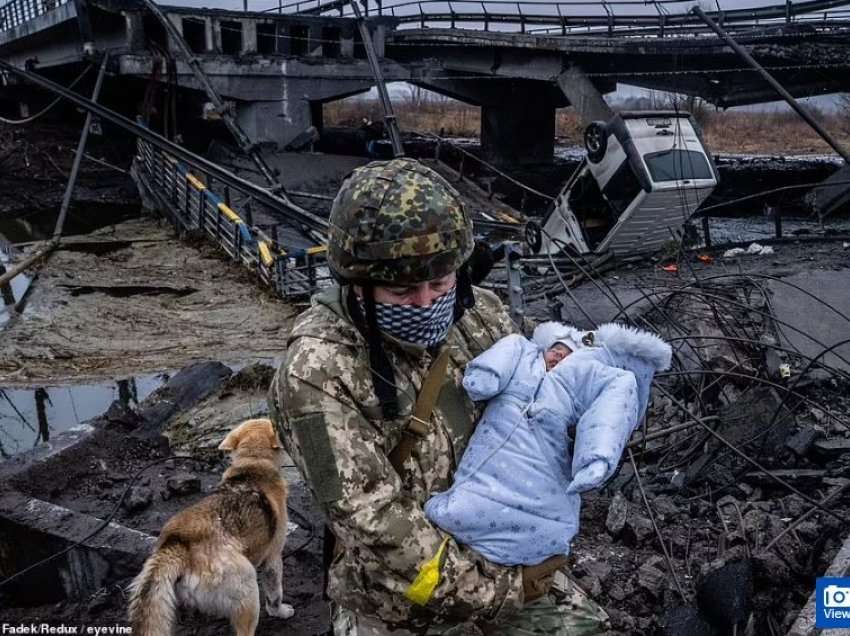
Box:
[134,138,332,300]
[265,0,850,36]
[430,134,551,216]
[0,0,68,32]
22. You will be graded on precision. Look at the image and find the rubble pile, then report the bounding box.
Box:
[566,270,850,635]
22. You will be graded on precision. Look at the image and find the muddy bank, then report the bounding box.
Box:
[0,123,140,219]
[0,217,299,387]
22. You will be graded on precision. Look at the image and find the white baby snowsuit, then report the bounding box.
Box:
[424,322,672,566]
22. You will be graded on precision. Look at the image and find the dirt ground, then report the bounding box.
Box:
[0,217,300,387]
[1,363,329,635]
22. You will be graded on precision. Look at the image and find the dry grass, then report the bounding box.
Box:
[324,96,850,155]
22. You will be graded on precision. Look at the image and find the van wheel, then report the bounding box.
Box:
[525,221,542,254]
[584,122,608,163]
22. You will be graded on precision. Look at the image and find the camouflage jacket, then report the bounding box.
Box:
[268,285,523,628]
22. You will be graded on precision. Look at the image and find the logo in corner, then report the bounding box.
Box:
[817,577,850,628]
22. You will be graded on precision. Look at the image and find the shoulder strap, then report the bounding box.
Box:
[387,347,450,476]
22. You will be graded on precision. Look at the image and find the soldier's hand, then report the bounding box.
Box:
[521,555,569,603]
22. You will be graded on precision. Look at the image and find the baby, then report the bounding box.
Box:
[424,321,671,566]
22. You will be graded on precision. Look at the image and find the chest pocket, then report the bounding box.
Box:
[436,375,476,457]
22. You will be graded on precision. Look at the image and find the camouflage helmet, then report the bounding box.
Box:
[327,158,474,284]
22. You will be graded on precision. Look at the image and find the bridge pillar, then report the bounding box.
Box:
[480,89,555,166]
[236,98,313,149]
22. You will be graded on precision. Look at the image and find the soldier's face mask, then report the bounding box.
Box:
[361,286,457,347]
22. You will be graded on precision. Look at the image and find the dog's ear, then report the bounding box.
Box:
[262,419,283,450]
[218,427,242,451]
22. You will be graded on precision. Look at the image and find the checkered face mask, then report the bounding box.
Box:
[363,287,457,348]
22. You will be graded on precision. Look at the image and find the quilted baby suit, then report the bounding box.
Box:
[425,322,672,566]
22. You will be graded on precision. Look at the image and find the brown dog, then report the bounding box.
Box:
[128,418,294,635]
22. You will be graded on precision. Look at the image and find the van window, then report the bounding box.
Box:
[602,162,643,216]
[645,149,713,182]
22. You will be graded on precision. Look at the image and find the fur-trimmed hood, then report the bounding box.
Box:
[595,322,672,371]
[533,321,672,371]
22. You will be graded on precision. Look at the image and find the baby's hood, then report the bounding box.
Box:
[594,322,672,371]
[532,321,586,353]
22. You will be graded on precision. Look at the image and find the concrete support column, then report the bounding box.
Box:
[235,97,312,149]
[480,89,555,166]
[125,13,146,51]
[308,24,322,56]
[556,64,613,125]
[242,20,257,53]
[166,14,183,57]
[340,24,355,57]
[204,18,214,52]
[212,19,223,53]
[373,24,386,57]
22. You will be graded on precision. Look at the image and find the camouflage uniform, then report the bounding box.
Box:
[267,159,611,635]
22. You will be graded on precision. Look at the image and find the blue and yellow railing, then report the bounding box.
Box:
[134,138,331,299]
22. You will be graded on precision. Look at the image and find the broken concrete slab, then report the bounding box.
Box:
[0,489,156,605]
[0,218,299,387]
[812,437,850,459]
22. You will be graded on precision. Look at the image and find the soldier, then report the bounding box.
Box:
[268,158,610,635]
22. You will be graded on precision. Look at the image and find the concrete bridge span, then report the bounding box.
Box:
[2,0,850,164]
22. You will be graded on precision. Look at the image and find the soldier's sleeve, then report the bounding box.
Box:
[268,336,524,623]
[469,286,521,344]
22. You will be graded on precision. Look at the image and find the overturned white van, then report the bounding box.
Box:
[526,111,719,256]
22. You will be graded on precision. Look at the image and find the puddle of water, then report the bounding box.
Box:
[0,372,171,459]
[704,215,850,245]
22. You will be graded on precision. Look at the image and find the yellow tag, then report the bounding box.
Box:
[405,538,449,606]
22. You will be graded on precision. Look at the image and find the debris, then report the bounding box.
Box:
[778,363,791,379]
[662,264,679,273]
[575,557,612,583]
[637,557,668,596]
[165,472,202,497]
[663,606,716,636]
[606,491,629,536]
[697,560,753,630]
[123,486,153,513]
[697,254,714,264]
[623,511,654,545]
[784,427,820,457]
[722,242,775,258]
[812,438,850,459]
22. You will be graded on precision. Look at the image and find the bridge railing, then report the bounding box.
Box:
[134,138,332,300]
[266,0,850,37]
[0,0,69,32]
[427,134,552,216]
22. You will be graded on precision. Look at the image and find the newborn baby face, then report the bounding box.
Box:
[544,343,572,371]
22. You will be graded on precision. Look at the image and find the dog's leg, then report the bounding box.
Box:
[229,573,260,636]
[260,556,294,619]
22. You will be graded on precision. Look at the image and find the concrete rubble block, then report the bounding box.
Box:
[785,427,821,457]
[575,557,612,583]
[605,491,629,536]
[812,437,850,459]
[623,510,655,545]
[123,485,153,513]
[717,386,794,453]
[637,556,667,596]
[166,471,202,497]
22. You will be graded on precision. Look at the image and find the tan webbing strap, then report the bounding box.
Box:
[387,348,450,476]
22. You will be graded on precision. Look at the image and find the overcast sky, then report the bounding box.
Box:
[164,0,845,20]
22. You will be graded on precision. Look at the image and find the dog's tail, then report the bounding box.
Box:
[127,539,187,636]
